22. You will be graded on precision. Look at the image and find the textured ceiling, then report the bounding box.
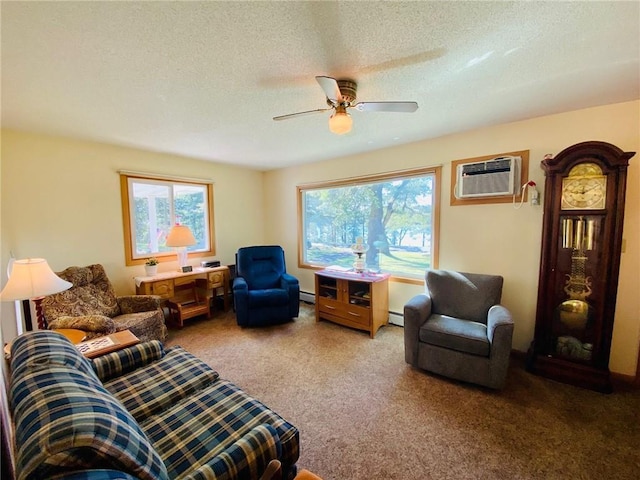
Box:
[2,1,639,171]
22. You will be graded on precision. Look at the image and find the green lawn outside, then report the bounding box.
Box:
[306,243,431,278]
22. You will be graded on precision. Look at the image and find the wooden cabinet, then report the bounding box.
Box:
[135,266,230,312]
[527,141,635,392]
[314,269,389,338]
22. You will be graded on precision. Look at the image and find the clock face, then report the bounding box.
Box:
[561,175,607,210]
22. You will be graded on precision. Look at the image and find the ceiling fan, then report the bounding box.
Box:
[273,76,419,135]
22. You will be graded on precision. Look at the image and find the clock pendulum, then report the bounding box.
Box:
[555,216,595,360]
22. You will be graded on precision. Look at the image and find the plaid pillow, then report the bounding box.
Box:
[91,340,165,382]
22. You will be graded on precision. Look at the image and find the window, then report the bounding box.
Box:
[120,173,215,265]
[298,167,440,282]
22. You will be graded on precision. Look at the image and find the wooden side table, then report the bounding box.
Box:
[53,328,87,344]
[75,330,140,358]
[314,269,390,338]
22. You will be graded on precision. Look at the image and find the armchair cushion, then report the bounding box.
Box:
[419,315,490,357]
[117,295,161,314]
[249,289,291,308]
[48,315,116,339]
[426,270,503,324]
[44,264,121,318]
[112,311,167,343]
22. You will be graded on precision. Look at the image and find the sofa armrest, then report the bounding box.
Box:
[182,424,282,480]
[403,293,432,365]
[91,340,165,382]
[117,295,162,314]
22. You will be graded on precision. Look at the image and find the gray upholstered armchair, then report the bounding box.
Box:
[404,270,514,389]
[40,264,167,343]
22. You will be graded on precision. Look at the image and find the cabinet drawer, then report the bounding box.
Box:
[318,298,370,328]
[341,304,370,327]
[151,280,174,298]
[318,297,343,314]
[206,272,225,288]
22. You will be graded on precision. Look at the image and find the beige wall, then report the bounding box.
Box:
[1,101,638,375]
[1,130,265,340]
[263,100,640,376]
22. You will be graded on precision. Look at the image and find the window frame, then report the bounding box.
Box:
[297,166,441,284]
[120,172,216,266]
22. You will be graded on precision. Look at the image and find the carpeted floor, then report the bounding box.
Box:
[165,303,639,480]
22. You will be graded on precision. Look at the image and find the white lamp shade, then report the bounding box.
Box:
[0,258,72,301]
[328,107,352,135]
[165,224,196,247]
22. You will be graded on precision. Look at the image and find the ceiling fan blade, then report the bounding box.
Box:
[315,76,343,104]
[273,107,332,121]
[353,102,419,113]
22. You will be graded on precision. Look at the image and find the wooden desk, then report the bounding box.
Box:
[135,266,230,311]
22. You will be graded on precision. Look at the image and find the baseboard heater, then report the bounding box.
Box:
[300,291,316,304]
[300,291,402,326]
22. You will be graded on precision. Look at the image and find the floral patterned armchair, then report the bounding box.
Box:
[40,264,167,342]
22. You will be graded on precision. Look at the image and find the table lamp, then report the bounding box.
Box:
[165,224,196,270]
[350,237,369,273]
[0,258,72,330]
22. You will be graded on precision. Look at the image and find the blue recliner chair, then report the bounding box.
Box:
[233,245,300,327]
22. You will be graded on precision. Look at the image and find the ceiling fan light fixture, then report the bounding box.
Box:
[328,106,352,135]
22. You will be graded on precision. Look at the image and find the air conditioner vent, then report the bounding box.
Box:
[456,156,521,198]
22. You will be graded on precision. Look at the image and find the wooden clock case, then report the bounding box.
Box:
[527,141,635,392]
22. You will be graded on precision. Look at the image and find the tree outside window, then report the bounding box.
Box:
[298,167,440,280]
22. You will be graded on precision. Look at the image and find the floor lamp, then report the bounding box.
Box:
[0,258,72,330]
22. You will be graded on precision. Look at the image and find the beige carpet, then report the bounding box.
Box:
[165,303,639,480]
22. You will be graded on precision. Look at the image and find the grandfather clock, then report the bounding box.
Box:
[527,141,635,392]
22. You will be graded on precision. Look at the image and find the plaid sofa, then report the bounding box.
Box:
[9,331,299,480]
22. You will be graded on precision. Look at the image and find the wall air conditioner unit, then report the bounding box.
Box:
[455,156,521,198]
